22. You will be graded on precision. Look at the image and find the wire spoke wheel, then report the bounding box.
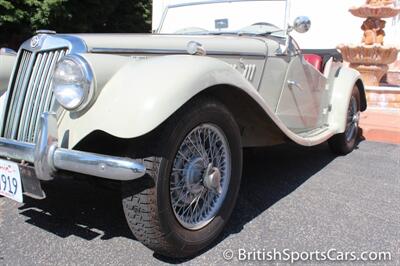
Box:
[122,98,242,257]
[170,124,231,230]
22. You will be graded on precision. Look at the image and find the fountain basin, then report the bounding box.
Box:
[338,45,399,86]
[338,44,399,65]
[351,64,389,86]
[349,5,400,18]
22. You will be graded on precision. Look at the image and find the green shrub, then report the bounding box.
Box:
[0,0,152,49]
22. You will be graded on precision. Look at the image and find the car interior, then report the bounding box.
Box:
[302,49,343,73]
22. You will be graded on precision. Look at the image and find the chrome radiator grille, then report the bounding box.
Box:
[2,48,68,143]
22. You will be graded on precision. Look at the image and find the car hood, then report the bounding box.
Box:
[72,33,274,56]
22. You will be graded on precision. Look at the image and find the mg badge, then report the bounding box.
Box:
[30,35,41,48]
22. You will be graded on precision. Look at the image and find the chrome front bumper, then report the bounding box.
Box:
[0,112,146,182]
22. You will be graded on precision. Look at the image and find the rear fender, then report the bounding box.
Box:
[328,66,366,133]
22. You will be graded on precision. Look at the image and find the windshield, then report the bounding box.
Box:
[158,0,288,37]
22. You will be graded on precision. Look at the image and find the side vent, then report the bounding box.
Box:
[229,64,256,82]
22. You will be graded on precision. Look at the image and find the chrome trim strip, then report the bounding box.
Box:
[90,47,266,58]
[4,51,28,137]
[22,53,44,140]
[28,51,54,141]
[35,30,56,35]
[29,53,50,140]
[19,53,42,140]
[9,52,36,139]
[33,50,65,141]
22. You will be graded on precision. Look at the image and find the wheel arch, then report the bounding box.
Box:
[328,67,367,133]
[355,78,367,112]
[203,85,287,147]
[74,84,287,155]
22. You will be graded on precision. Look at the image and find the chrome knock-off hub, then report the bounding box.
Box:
[203,163,222,194]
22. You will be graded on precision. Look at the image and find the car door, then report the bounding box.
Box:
[276,37,327,133]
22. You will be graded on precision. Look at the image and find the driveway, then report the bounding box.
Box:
[0,141,399,265]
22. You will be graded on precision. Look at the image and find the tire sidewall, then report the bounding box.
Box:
[343,87,361,151]
[329,86,361,155]
[156,100,242,253]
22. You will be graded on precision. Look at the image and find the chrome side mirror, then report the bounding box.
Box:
[293,16,311,33]
[275,16,311,56]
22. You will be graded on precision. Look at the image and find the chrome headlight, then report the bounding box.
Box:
[52,54,95,111]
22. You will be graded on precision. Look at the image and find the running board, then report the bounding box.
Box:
[298,125,330,138]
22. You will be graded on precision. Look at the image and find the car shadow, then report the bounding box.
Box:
[18,178,133,241]
[224,143,337,234]
[156,142,340,263]
[17,142,342,261]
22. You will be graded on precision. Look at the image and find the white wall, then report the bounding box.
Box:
[152,0,400,49]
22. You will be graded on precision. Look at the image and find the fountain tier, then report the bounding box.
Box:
[338,1,400,86]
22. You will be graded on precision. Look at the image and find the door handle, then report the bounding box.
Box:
[288,80,304,90]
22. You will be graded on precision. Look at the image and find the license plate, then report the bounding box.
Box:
[0,159,23,203]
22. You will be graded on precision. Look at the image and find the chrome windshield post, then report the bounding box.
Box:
[279,0,292,56]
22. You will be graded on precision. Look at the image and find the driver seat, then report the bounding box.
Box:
[303,54,323,73]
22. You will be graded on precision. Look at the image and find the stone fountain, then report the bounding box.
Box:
[338,0,400,86]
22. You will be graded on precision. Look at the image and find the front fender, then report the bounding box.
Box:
[58,55,258,148]
[328,66,366,133]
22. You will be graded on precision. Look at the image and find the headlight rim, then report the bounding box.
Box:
[52,54,95,112]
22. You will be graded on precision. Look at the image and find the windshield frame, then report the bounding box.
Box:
[157,0,290,37]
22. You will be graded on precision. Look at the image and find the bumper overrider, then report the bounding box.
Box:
[0,112,146,199]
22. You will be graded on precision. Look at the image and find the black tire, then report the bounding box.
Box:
[122,98,242,258]
[328,86,361,155]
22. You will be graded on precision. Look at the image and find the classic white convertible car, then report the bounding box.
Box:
[0,0,366,258]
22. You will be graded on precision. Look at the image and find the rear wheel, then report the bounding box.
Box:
[122,98,242,258]
[328,86,361,155]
